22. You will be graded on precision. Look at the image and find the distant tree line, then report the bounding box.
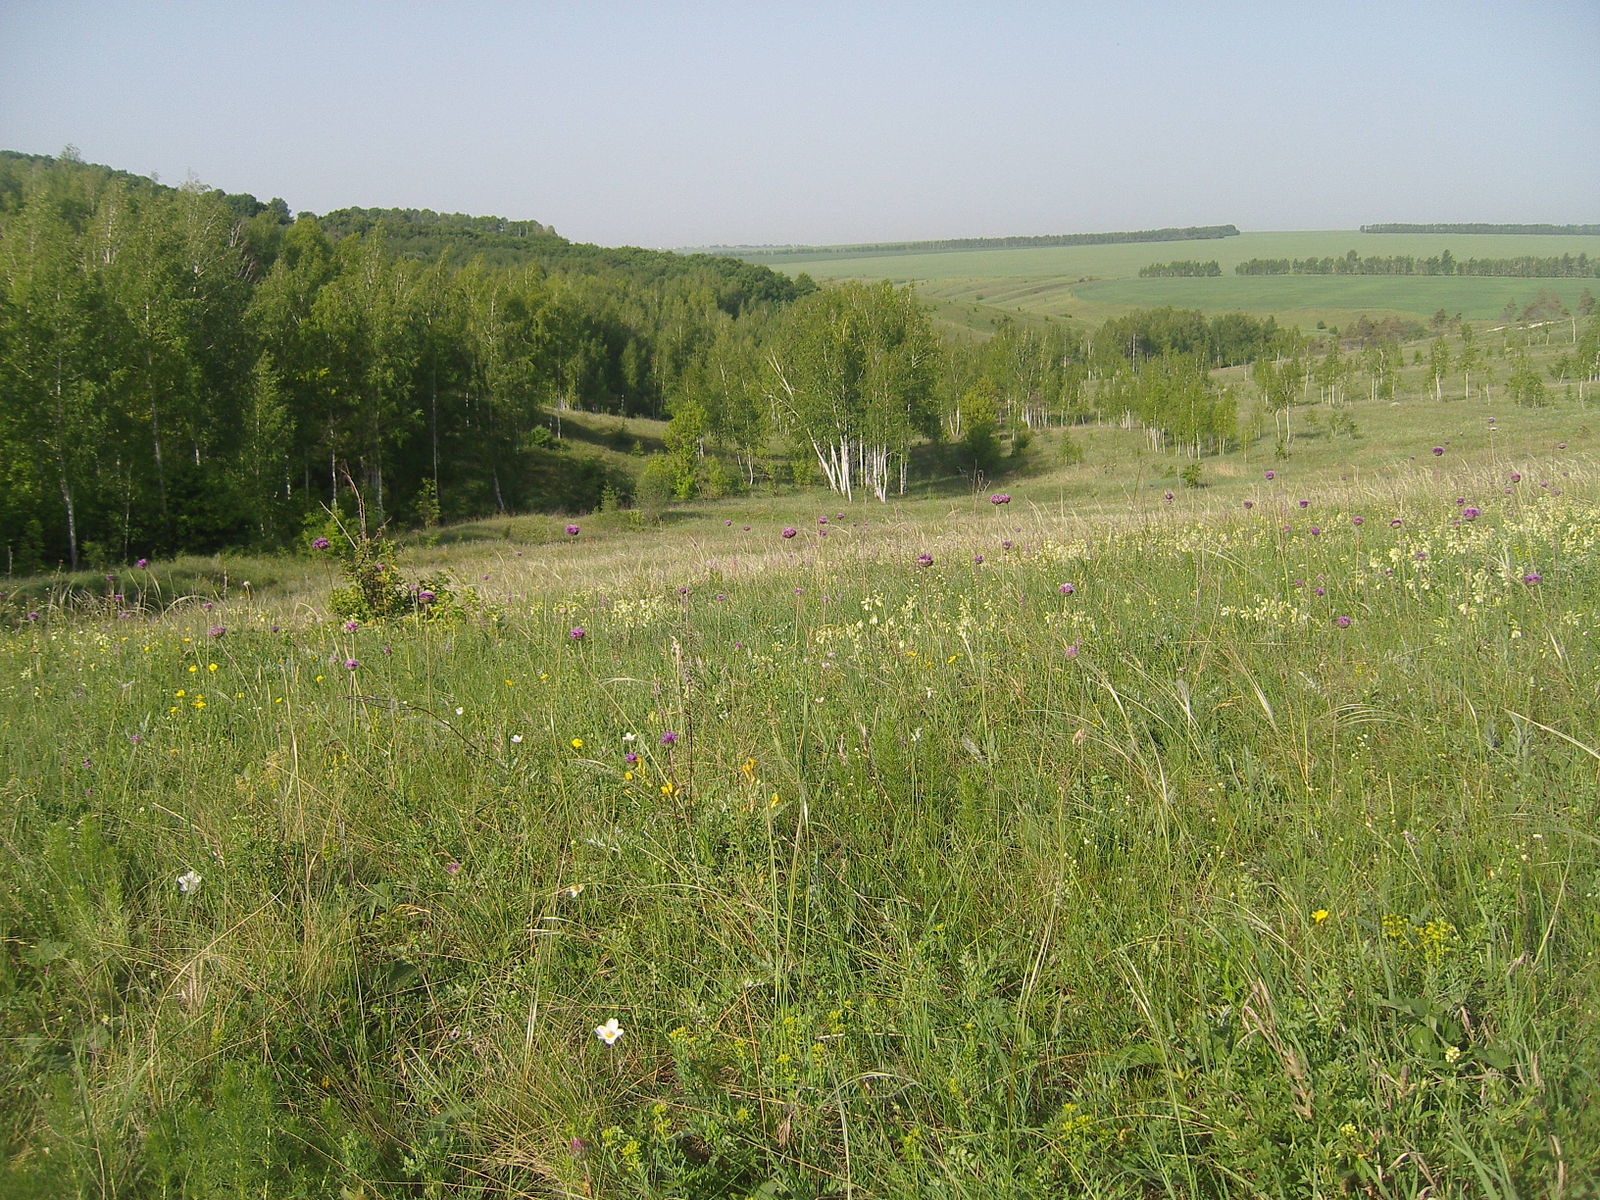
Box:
[1138,260,1222,277]
[742,225,1241,259]
[1360,223,1600,236]
[1235,250,1597,278]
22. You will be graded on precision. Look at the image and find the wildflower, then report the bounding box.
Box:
[622,732,637,742]
[1522,572,1542,584]
[208,625,226,638]
[781,527,797,538]
[1243,500,1254,509]
[1163,491,1174,501]
[418,590,436,603]
[971,553,984,564]
[660,731,679,745]
[176,869,203,894]
[445,861,461,875]
[313,537,331,549]
[1312,909,1329,923]
[1351,516,1364,526]
[818,516,827,524]
[1001,540,1013,549]
[565,884,584,898]
[1309,526,1321,536]
[1462,507,1480,519]
[571,738,584,750]
[569,626,586,640]
[743,525,750,530]
[1432,446,1444,456]
[915,553,933,567]
[344,658,359,670]
[1335,615,1352,627]
[344,620,359,632]
[1510,472,1522,482]
[1390,518,1403,527]
[595,1018,624,1045]
[1298,498,1309,508]
[1444,1045,1462,1064]
[624,751,638,764]
[1058,582,1075,595]
[136,558,149,567]
[511,734,524,744]
[1264,470,1275,479]
[565,524,581,535]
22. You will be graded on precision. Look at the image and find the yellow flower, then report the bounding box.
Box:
[1312,909,1329,923]
[661,781,675,795]
[207,662,217,672]
[571,737,583,749]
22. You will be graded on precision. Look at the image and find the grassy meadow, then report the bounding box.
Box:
[749,231,1600,330]
[4,335,1600,1198]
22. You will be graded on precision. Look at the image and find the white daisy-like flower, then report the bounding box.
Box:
[510,734,523,744]
[621,732,637,742]
[176,869,203,894]
[594,1018,623,1045]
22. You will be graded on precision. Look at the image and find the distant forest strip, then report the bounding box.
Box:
[739,225,1242,259]
[1236,251,1598,278]
[1139,260,1222,277]
[1361,223,1600,236]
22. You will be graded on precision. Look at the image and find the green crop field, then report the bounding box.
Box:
[3,319,1599,1197]
[753,231,1600,329]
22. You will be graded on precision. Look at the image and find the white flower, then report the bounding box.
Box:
[455,706,465,716]
[594,1018,624,1045]
[564,884,585,898]
[176,869,202,894]
[510,734,523,744]
[621,732,637,742]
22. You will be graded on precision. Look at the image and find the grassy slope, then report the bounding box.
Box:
[2,315,1598,1195]
[761,231,1600,329]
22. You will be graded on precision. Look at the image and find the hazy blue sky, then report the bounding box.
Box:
[2,0,1595,248]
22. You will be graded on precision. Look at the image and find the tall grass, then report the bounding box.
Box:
[2,446,1597,1197]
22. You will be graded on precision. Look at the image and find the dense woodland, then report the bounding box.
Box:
[5,151,1596,572]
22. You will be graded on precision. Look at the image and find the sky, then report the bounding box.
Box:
[2,0,1596,249]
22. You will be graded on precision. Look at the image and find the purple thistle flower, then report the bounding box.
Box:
[569,626,586,640]
[1432,446,1445,456]
[1001,540,1013,549]
[1510,472,1522,482]
[312,537,331,550]
[208,625,226,638]
[1335,615,1353,627]
[1309,526,1322,536]
[990,493,1011,504]
[781,527,797,539]
[915,553,934,567]
[418,590,436,603]
[565,524,580,535]
[1058,582,1075,594]
[1462,507,1480,519]
[1351,516,1364,526]
[624,751,639,764]
[1264,470,1275,479]
[1390,518,1403,527]
[1243,500,1254,509]
[136,558,149,568]
[1298,499,1309,508]
[972,554,984,564]
[344,620,359,632]
[344,658,360,670]
[1522,571,1542,584]
[660,731,679,745]
[742,524,751,531]
[1163,491,1174,501]
[818,516,827,524]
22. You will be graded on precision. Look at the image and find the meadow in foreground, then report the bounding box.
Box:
[2,453,1598,1198]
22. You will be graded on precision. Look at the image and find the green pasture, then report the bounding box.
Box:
[762,230,1600,329]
